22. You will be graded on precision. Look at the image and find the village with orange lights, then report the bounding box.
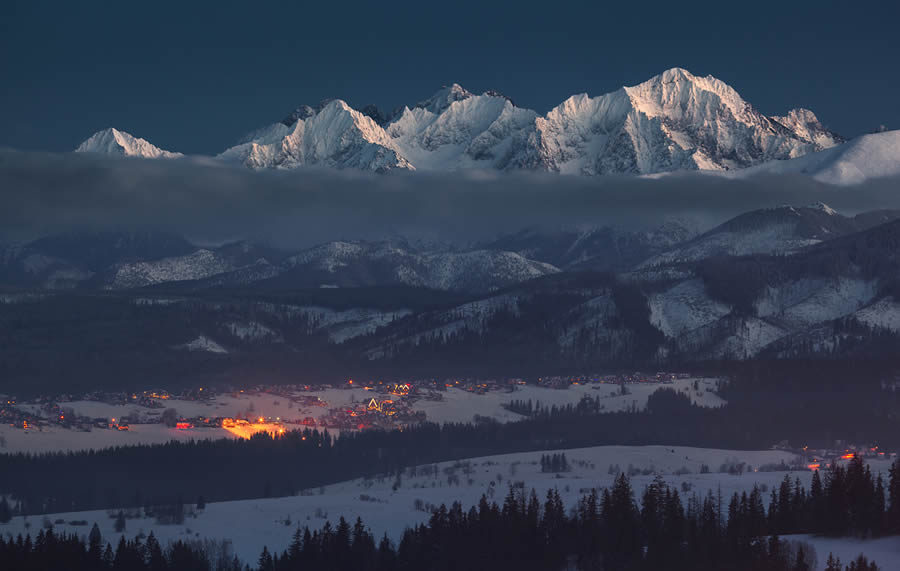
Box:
[2,375,897,470]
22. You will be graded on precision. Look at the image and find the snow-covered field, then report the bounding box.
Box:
[1,445,893,569]
[413,378,724,423]
[2,379,723,454]
[0,422,223,455]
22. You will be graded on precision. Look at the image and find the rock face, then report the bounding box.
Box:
[218,68,843,174]
[517,68,842,175]
[75,128,182,159]
[217,100,412,172]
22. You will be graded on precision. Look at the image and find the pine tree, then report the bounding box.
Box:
[146,532,166,571]
[286,526,303,563]
[602,473,642,569]
[114,510,126,533]
[888,459,900,533]
[87,523,103,563]
[350,516,376,566]
[258,546,274,571]
[811,469,826,529]
[794,544,810,571]
[375,534,396,571]
[777,474,794,533]
[102,542,115,568]
[0,497,10,524]
[874,474,886,535]
[846,553,880,571]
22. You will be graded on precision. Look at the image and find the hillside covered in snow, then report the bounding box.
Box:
[4,202,900,383]
[727,129,900,185]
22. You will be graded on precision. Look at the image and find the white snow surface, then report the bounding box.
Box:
[420,250,558,291]
[777,279,877,329]
[648,279,731,337]
[226,321,280,342]
[413,378,724,424]
[75,128,182,159]
[710,317,790,359]
[726,129,900,185]
[640,223,820,267]
[217,100,412,172]
[4,446,890,567]
[107,250,235,289]
[286,241,559,292]
[302,307,412,344]
[854,297,900,332]
[756,278,878,329]
[658,277,879,359]
[387,89,539,171]
[178,336,228,354]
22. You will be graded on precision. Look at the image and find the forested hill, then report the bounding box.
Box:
[2,461,897,571]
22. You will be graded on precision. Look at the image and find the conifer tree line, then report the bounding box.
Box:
[2,462,898,571]
[0,524,241,571]
[540,453,571,473]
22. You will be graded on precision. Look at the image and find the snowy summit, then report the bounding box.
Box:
[75,128,183,159]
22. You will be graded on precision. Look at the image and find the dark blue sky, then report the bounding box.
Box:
[3,0,898,155]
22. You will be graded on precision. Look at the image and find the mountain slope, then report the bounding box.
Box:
[217,100,412,172]
[385,85,539,170]
[75,128,182,158]
[638,204,900,268]
[726,129,900,185]
[0,233,560,294]
[482,219,699,271]
[514,68,841,175]
[258,241,560,293]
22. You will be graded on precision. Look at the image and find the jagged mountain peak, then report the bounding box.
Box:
[622,67,750,121]
[218,99,412,172]
[75,128,182,159]
[773,108,845,147]
[807,202,838,216]
[413,83,474,114]
[359,104,391,126]
[281,99,340,126]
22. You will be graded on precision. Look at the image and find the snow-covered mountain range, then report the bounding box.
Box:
[78,68,883,177]
[0,234,558,293]
[5,204,900,371]
[218,68,842,174]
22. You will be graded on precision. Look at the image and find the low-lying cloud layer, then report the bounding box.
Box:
[2,150,900,247]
